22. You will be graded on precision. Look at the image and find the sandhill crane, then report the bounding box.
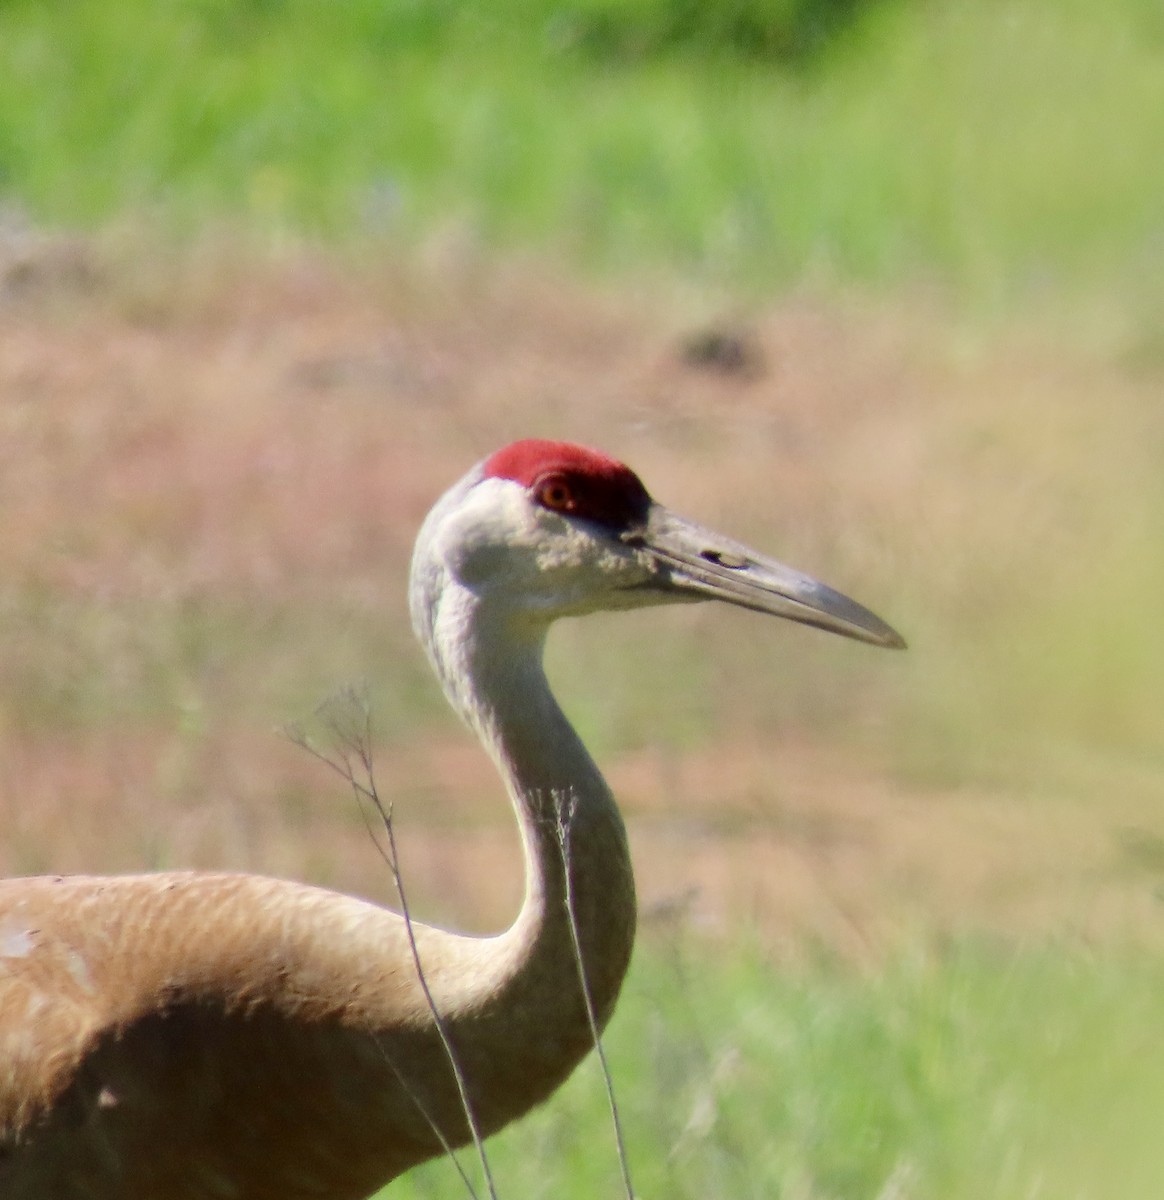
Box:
[0,439,903,1199]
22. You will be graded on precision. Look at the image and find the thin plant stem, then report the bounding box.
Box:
[286,689,500,1200]
[553,790,636,1200]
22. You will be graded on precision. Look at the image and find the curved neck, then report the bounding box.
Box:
[419,581,636,1038]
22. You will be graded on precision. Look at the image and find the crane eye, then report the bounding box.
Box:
[536,476,576,513]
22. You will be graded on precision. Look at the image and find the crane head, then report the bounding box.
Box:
[412,439,904,649]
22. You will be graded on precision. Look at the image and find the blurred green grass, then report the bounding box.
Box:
[388,935,1164,1199]
[2,0,1163,309]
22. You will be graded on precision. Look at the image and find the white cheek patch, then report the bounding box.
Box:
[421,472,648,614]
[436,479,540,584]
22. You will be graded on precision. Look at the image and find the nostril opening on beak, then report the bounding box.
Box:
[701,549,750,569]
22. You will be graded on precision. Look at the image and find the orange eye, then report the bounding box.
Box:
[536,476,575,513]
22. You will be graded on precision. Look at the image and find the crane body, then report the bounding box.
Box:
[0,440,902,1198]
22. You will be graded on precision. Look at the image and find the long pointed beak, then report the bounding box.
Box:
[629,506,906,649]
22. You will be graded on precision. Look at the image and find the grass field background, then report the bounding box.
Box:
[1,1,1163,1196]
[3,0,1164,313]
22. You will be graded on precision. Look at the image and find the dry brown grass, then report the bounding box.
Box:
[2,234,1162,954]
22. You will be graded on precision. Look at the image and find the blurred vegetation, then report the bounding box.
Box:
[1,0,1162,310]
[530,0,877,64]
[390,936,1164,1199]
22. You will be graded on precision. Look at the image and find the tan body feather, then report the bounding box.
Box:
[0,815,633,1199]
